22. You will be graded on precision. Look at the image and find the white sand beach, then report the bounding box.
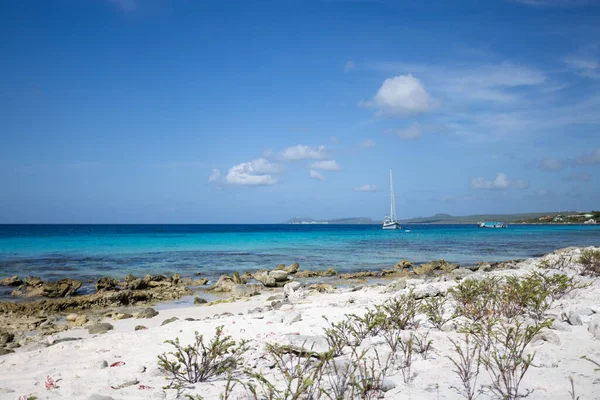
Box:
[1,247,600,400]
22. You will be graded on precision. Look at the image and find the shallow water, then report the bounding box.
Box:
[0,224,599,291]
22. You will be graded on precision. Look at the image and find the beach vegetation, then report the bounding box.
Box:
[420,294,453,329]
[579,249,600,276]
[450,277,502,321]
[411,329,433,360]
[478,318,549,400]
[245,343,327,400]
[158,325,249,386]
[447,334,482,400]
[581,355,600,372]
[323,317,354,355]
[378,289,420,331]
[568,376,580,400]
[347,309,388,340]
[538,252,573,271]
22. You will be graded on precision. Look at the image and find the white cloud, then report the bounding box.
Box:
[540,158,563,171]
[576,147,600,165]
[308,160,341,171]
[208,169,221,182]
[362,74,435,117]
[344,61,355,73]
[387,122,422,140]
[359,139,376,149]
[225,158,281,186]
[471,173,529,190]
[309,169,324,181]
[353,184,377,192]
[563,56,600,79]
[279,145,326,161]
[563,172,590,182]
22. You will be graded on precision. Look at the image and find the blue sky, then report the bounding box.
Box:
[1,0,599,223]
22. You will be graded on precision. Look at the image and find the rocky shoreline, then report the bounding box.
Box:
[0,256,529,357]
[0,246,599,398]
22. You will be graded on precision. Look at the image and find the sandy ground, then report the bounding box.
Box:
[1,247,600,400]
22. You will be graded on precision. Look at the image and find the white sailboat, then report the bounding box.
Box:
[383,169,401,230]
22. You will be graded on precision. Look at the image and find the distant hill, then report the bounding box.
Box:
[398,212,580,224]
[284,217,379,224]
[284,212,581,225]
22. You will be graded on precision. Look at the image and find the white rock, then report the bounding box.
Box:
[380,378,396,392]
[588,317,600,340]
[551,320,572,332]
[284,281,307,303]
[88,395,115,400]
[282,311,302,325]
[532,331,561,346]
[66,313,78,322]
[277,334,330,353]
[567,311,583,326]
[95,360,109,369]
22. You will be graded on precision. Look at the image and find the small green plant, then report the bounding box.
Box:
[447,334,482,400]
[246,343,327,400]
[421,295,453,329]
[538,252,572,271]
[581,355,600,372]
[379,290,420,330]
[350,347,389,399]
[348,309,388,340]
[579,248,600,276]
[450,277,502,321]
[412,330,433,360]
[158,326,248,386]
[480,318,550,400]
[323,316,353,356]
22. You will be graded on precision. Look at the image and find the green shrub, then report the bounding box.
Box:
[450,277,502,321]
[420,295,453,329]
[579,249,600,276]
[378,290,420,330]
[158,326,248,386]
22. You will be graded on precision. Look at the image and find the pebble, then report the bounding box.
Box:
[87,323,114,335]
[135,325,148,331]
[588,317,600,340]
[88,394,116,400]
[66,313,79,322]
[161,317,179,326]
[380,378,396,392]
[96,360,109,369]
[110,377,139,390]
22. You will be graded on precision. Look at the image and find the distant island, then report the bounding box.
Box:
[284,211,599,225]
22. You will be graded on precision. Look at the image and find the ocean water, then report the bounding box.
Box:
[0,224,599,296]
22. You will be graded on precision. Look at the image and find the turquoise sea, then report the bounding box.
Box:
[1,224,599,297]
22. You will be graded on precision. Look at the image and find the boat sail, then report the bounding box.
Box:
[383,170,401,230]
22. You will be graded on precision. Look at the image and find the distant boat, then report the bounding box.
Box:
[383,170,401,230]
[478,221,508,228]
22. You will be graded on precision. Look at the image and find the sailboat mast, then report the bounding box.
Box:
[389,169,395,220]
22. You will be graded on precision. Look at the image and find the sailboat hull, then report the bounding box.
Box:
[382,222,401,230]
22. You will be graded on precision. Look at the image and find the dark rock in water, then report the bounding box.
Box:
[172,273,180,284]
[42,278,82,298]
[337,271,378,279]
[194,296,208,305]
[134,325,147,331]
[0,331,14,345]
[137,307,159,319]
[87,323,114,334]
[125,278,146,290]
[0,276,23,287]
[231,284,262,299]
[0,348,15,356]
[206,274,236,292]
[11,277,81,298]
[96,277,121,292]
[161,317,179,326]
[394,259,413,270]
[309,283,336,293]
[274,263,300,274]
[295,268,337,278]
[125,274,136,282]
